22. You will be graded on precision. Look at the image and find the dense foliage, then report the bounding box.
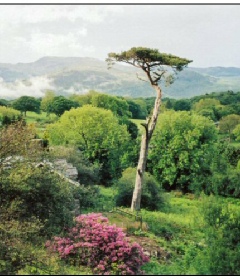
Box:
[90,92,131,118]
[115,167,166,210]
[107,47,192,71]
[233,124,240,141]
[185,196,240,275]
[1,165,76,235]
[210,142,240,197]
[0,106,21,126]
[219,114,240,138]
[149,111,218,193]
[0,122,80,274]
[12,96,41,116]
[47,105,131,183]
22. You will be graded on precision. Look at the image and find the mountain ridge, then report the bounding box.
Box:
[0,56,240,100]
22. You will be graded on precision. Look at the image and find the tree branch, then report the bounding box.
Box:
[136,73,148,82]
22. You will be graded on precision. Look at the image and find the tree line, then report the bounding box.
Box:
[1,92,240,197]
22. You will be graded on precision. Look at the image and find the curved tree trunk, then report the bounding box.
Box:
[131,85,162,211]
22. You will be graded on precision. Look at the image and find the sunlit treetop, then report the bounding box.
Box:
[106,47,192,86]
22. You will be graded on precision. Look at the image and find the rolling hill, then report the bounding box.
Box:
[1,56,240,100]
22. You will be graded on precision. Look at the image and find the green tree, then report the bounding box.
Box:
[126,98,148,119]
[213,105,235,120]
[0,121,36,166]
[69,91,95,106]
[107,46,192,211]
[219,114,240,139]
[149,111,217,193]
[233,124,240,141]
[193,98,221,112]
[173,99,191,111]
[40,90,55,115]
[12,96,41,116]
[89,91,140,143]
[210,142,240,197]
[91,92,131,119]
[133,98,148,119]
[47,96,79,116]
[164,98,175,110]
[230,102,240,115]
[47,105,130,183]
[194,196,240,275]
[0,99,9,106]
[192,98,221,121]
[126,99,143,119]
[197,108,217,121]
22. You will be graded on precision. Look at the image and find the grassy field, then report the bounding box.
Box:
[23,111,58,137]
[131,118,145,133]
[24,111,58,124]
[98,186,240,275]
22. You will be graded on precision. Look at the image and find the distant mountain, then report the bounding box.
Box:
[0,56,240,100]
[191,67,240,77]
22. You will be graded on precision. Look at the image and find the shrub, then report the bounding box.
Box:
[115,167,166,210]
[1,165,76,236]
[0,214,45,275]
[0,106,21,126]
[191,196,240,275]
[73,184,101,209]
[46,213,149,275]
[210,143,240,198]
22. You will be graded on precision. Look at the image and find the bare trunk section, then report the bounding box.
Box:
[131,85,162,211]
[131,132,148,211]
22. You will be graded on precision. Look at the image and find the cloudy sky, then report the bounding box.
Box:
[0,3,240,68]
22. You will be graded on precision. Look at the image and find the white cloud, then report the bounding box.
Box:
[0,5,123,63]
[0,4,240,67]
[0,76,55,99]
[0,29,95,63]
[27,31,95,58]
[0,5,123,25]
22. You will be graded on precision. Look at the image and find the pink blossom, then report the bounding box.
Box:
[46,212,149,275]
[97,264,105,271]
[45,240,51,247]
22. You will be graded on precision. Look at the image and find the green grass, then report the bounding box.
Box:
[16,247,92,275]
[99,187,206,239]
[230,141,240,148]
[13,189,240,276]
[98,188,240,275]
[24,111,58,124]
[99,185,116,198]
[131,118,145,133]
[24,111,48,123]
[23,111,58,137]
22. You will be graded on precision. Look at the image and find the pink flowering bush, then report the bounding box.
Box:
[46,213,149,275]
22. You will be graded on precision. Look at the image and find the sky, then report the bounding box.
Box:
[0,3,240,68]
